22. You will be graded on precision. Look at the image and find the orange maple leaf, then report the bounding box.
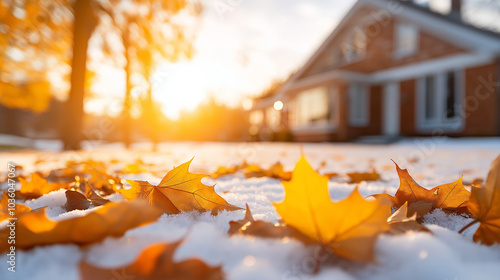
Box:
[374,162,469,217]
[463,155,500,245]
[0,192,31,221]
[121,159,241,214]
[18,173,68,198]
[0,200,162,252]
[80,240,224,280]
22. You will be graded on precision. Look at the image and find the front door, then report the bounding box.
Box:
[383,83,400,136]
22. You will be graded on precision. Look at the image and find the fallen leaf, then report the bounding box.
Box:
[0,200,162,252]
[386,202,431,235]
[466,155,500,245]
[273,156,391,262]
[0,192,31,221]
[63,184,110,212]
[227,204,311,242]
[122,159,241,215]
[374,162,469,217]
[18,173,68,198]
[347,169,381,183]
[80,240,224,280]
[243,162,292,181]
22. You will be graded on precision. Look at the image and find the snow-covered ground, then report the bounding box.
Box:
[1,137,500,280]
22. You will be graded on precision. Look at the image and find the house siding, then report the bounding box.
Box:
[340,19,467,73]
[299,8,468,79]
[400,79,417,135]
[463,63,499,136]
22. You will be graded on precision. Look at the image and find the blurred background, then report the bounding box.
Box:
[0,0,499,150]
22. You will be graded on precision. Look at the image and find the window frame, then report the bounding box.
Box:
[395,22,419,59]
[348,83,370,127]
[290,86,338,133]
[416,70,465,132]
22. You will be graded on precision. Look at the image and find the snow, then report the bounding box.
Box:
[1,138,500,280]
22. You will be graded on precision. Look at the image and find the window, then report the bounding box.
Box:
[339,29,366,63]
[292,87,330,128]
[396,23,418,58]
[424,76,437,121]
[349,84,369,127]
[418,71,463,131]
[353,28,367,57]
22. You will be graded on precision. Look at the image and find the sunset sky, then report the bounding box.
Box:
[86,0,355,119]
[85,0,499,119]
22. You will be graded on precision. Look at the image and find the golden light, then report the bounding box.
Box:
[242,99,253,111]
[273,100,284,111]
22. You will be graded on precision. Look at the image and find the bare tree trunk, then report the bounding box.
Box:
[147,86,159,151]
[62,0,96,150]
[122,27,132,148]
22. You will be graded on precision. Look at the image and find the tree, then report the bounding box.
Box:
[96,0,196,148]
[62,0,97,150]
[0,0,73,113]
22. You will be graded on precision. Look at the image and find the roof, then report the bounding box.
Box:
[397,0,500,40]
[252,0,500,110]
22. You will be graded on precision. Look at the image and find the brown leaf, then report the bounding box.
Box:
[386,202,432,235]
[80,240,224,280]
[228,204,313,243]
[0,200,162,252]
[467,155,500,245]
[243,162,292,181]
[227,204,254,235]
[374,162,469,217]
[63,185,110,212]
[347,169,381,183]
[122,159,241,215]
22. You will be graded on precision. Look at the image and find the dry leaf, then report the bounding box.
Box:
[243,162,292,181]
[18,173,68,199]
[0,192,31,221]
[80,240,224,280]
[122,159,241,215]
[228,204,311,242]
[386,202,431,235]
[63,185,110,212]
[347,169,381,183]
[374,162,469,217]
[273,156,391,262]
[211,161,248,179]
[0,200,162,252]
[466,155,500,245]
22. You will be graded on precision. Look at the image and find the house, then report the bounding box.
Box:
[249,0,500,142]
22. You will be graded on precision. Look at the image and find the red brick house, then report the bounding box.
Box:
[250,0,500,142]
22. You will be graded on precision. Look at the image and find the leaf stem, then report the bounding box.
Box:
[458,219,479,234]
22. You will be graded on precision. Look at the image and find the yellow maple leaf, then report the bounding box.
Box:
[273,156,391,262]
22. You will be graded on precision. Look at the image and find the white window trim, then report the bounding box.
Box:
[335,29,367,67]
[290,86,339,133]
[416,70,465,133]
[394,22,419,59]
[348,84,370,127]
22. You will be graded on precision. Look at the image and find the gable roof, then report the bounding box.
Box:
[253,0,500,109]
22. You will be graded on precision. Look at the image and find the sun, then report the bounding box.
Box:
[152,61,215,120]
